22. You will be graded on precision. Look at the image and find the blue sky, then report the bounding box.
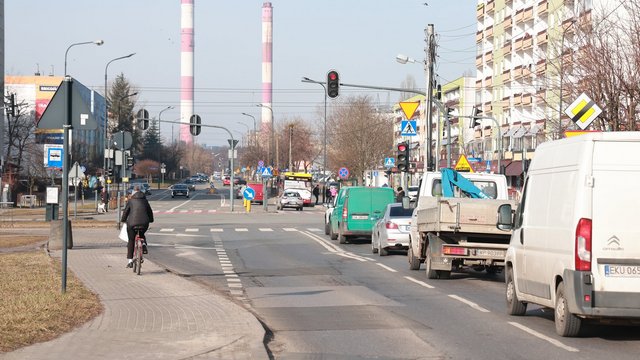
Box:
[5,0,477,146]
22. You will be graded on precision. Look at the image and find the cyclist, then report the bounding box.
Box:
[121,185,154,268]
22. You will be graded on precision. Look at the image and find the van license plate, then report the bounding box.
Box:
[604,265,640,277]
[352,215,368,220]
[475,249,506,258]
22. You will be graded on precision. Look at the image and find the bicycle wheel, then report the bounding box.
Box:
[135,237,143,275]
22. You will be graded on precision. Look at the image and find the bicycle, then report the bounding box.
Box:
[132,227,145,275]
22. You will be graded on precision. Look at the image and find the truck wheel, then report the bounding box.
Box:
[330,222,338,240]
[425,246,438,279]
[486,266,501,275]
[506,268,527,316]
[408,246,420,270]
[555,282,582,337]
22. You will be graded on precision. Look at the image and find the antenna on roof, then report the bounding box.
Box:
[49,65,54,76]
[35,63,41,76]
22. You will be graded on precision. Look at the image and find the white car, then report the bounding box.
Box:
[371,203,413,256]
[287,188,312,206]
[324,198,337,235]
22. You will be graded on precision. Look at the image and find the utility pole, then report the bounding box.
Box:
[424,24,436,172]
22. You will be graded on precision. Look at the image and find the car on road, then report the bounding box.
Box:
[277,190,304,211]
[371,203,413,256]
[184,178,196,191]
[287,187,312,206]
[171,183,190,198]
[223,176,231,186]
[324,198,337,235]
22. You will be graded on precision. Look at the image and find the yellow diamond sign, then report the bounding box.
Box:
[399,101,420,120]
[564,93,602,130]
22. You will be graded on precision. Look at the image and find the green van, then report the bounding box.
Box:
[328,186,395,244]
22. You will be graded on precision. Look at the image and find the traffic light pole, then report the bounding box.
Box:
[139,118,237,212]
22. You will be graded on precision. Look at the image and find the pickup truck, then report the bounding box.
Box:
[407,169,516,279]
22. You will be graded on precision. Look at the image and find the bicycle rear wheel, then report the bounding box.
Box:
[135,237,143,275]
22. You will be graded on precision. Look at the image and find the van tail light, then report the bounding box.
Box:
[385,221,398,229]
[575,218,592,271]
[342,197,348,220]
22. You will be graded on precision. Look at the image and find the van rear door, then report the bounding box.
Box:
[591,141,640,296]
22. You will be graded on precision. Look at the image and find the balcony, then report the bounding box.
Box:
[515,37,523,51]
[485,75,493,87]
[523,35,533,50]
[476,30,483,43]
[476,54,483,67]
[484,51,493,64]
[513,93,522,106]
[513,65,523,79]
[486,26,494,40]
[486,0,495,13]
[523,6,534,22]
[522,94,533,105]
[536,59,547,75]
[503,16,513,30]
[536,30,548,45]
[502,42,512,55]
[515,9,524,23]
[501,70,511,82]
[537,0,548,14]
[476,79,483,89]
[477,3,485,18]
[483,103,493,113]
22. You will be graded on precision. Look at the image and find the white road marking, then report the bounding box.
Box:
[508,322,579,352]
[180,210,188,213]
[375,263,398,272]
[208,209,217,213]
[227,278,241,282]
[160,228,174,232]
[404,276,435,289]
[307,228,322,232]
[448,294,490,313]
[283,228,297,231]
[210,228,224,232]
[185,228,199,232]
[259,228,273,232]
[228,283,243,288]
[235,228,248,232]
[194,210,203,213]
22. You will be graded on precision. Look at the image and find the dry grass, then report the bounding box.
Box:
[0,234,47,249]
[0,251,103,352]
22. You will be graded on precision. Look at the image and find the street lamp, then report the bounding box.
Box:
[103,53,136,175]
[241,112,258,148]
[257,104,274,167]
[64,40,104,76]
[158,106,174,142]
[558,18,577,139]
[301,77,328,188]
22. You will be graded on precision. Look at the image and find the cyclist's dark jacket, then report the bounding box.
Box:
[121,192,154,228]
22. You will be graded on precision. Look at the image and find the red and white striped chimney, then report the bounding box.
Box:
[180,0,194,144]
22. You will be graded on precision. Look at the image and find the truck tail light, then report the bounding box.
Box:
[575,218,592,271]
[443,246,467,256]
[385,221,398,229]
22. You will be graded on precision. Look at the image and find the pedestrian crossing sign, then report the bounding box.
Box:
[401,120,417,136]
[384,157,395,168]
[261,167,272,178]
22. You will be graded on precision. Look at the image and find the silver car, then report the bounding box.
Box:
[277,190,304,211]
[371,203,413,256]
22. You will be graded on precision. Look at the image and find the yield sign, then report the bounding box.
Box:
[399,101,420,120]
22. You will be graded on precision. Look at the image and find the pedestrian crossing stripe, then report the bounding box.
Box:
[401,120,417,136]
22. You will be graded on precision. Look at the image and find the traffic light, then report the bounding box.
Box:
[126,156,134,168]
[106,167,113,177]
[9,94,16,117]
[327,70,340,99]
[190,114,202,136]
[136,109,149,130]
[470,106,482,128]
[396,142,410,172]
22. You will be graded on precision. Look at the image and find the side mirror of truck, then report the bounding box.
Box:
[496,204,514,231]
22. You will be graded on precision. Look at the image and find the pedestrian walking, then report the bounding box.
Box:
[313,184,320,205]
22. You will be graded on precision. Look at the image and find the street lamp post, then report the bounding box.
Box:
[64,40,104,76]
[241,112,257,148]
[103,53,135,178]
[257,104,274,167]
[301,77,328,202]
[158,106,174,142]
[558,18,577,139]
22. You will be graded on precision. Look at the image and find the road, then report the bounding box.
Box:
[141,181,640,359]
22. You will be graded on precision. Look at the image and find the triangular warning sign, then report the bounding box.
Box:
[402,121,417,135]
[399,101,420,120]
[454,155,474,173]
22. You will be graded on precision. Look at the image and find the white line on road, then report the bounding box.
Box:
[235,228,248,232]
[375,263,398,272]
[306,228,322,232]
[259,228,273,232]
[210,228,223,232]
[508,322,579,352]
[404,276,435,289]
[160,228,174,232]
[448,294,490,313]
[185,228,199,232]
[283,228,297,231]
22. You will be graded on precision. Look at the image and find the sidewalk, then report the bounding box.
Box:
[1,228,269,360]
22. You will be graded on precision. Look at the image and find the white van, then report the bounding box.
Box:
[497,132,640,337]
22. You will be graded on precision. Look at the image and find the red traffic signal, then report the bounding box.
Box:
[327,70,340,99]
[397,142,410,172]
[397,143,407,152]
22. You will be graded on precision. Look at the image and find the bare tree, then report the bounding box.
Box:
[275,116,315,172]
[327,96,394,184]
